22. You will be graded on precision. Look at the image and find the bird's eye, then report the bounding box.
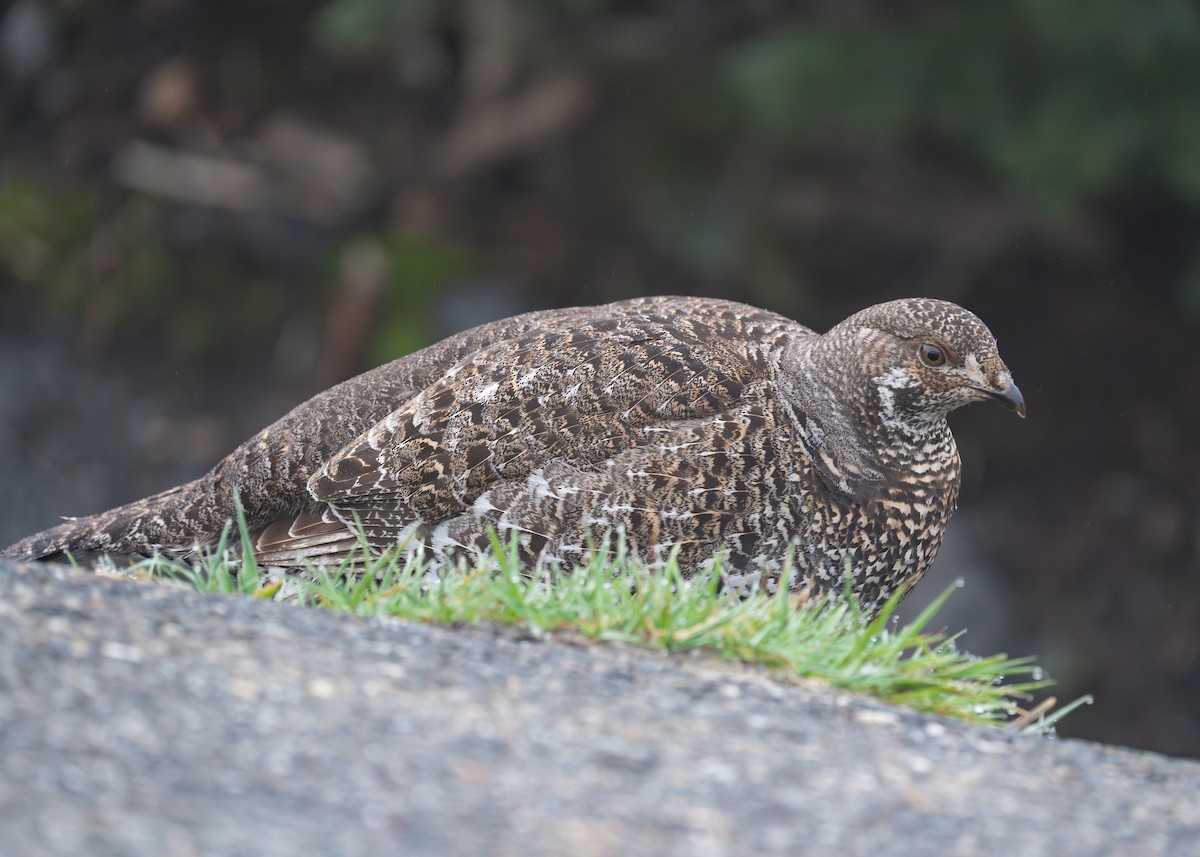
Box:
[919,343,946,367]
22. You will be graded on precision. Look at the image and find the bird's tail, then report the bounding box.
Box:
[0,479,223,561]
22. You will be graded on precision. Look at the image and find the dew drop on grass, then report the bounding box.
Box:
[1031,667,1045,681]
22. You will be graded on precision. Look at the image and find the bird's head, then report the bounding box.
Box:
[819,298,1025,435]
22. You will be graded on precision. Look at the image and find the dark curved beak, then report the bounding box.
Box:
[982,372,1026,419]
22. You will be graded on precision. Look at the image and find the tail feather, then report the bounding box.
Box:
[1,480,223,560]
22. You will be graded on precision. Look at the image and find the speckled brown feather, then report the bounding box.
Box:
[2,295,1023,610]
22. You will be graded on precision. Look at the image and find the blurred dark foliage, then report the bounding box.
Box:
[3,0,1200,757]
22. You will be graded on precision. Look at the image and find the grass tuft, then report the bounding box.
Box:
[124,514,1087,731]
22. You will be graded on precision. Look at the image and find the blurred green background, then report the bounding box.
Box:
[3,0,1200,757]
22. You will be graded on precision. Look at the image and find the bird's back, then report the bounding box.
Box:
[258,296,809,563]
[2,296,807,561]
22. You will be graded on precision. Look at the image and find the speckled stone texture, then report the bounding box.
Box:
[0,560,1196,857]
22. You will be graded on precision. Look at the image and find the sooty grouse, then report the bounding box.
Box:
[3,296,1024,608]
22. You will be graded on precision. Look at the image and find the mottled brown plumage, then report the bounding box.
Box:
[2,296,1024,609]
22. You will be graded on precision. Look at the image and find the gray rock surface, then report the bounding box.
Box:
[1,559,1197,857]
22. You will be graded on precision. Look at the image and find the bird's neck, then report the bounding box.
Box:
[873,419,961,499]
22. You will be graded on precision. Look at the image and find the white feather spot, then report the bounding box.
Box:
[526,469,554,499]
[878,366,913,390]
[964,353,986,385]
[516,368,540,388]
[429,520,465,552]
[472,491,499,517]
